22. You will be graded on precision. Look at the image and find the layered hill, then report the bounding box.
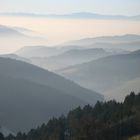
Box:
[65,34,140,46]
[0,25,47,53]
[0,57,103,132]
[58,50,140,100]
[0,75,87,133]
[30,48,111,71]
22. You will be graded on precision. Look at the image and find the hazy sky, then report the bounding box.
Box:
[0,0,140,54]
[0,0,140,15]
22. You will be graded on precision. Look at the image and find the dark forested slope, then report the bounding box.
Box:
[3,92,140,140]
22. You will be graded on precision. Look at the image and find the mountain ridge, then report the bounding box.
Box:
[0,57,103,132]
[58,50,140,100]
[1,12,140,20]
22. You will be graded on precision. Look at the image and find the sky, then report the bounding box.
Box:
[0,0,140,16]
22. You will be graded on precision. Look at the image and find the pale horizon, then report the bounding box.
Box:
[0,15,140,54]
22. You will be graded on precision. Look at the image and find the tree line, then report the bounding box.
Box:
[1,92,140,140]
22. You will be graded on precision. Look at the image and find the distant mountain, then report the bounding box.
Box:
[30,48,112,71]
[16,43,131,71]
[1,12,140,20]
[86,42,140,51]
[0,54,30,63]
[0,25,47,53]
[0,57,103,132]
[15,34,139,59]
[65,34,140,47]
[15,45,89,58]
[15,46,63,58]
[12,26,34,34]
[0,25,25,37]
[58,50,140,100]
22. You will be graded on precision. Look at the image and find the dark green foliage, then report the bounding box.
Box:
[4,92,140,140]
[0,133,4,140]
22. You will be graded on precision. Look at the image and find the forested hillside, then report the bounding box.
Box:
[1,92,140,140]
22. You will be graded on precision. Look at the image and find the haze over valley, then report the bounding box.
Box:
[0,0,140,139]
[0,14,140,53]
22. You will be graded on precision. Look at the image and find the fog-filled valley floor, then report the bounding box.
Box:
[0,12,140,140]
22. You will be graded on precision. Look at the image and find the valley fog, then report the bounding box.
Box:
[0,16,140,53]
